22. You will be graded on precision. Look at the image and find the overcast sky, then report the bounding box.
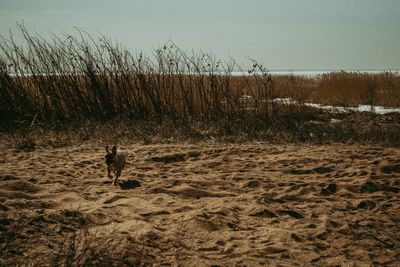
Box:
[0,0,399,70]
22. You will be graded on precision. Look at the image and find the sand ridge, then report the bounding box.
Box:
[1,142,399,266]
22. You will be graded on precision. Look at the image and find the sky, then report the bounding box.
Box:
[0,0,399,70]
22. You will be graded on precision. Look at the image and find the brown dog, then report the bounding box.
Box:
[105,145,126,185]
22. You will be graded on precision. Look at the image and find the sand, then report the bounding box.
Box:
[1,142,399,266]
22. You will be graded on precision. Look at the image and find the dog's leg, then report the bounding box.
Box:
[113,170,122,185]
[107,168,113,179]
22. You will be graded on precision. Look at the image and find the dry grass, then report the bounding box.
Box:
[0,25,399,145]
[273,72,400,107]
[1,111,399,151]
[0,209,154,266]
[0,24,276,124]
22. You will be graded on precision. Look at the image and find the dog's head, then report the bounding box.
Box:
[105,145,117,167]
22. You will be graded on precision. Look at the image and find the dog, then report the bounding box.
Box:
[104,145,126,185]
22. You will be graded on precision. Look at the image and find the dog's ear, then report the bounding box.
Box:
[112,146,117,155]
[105,145,110,153]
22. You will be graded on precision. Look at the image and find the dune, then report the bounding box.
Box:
[1,142,399,266]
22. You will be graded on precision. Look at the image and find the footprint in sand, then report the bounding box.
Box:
[1,179,41,194]
[277,210,304,219]
[103,195,127,204]
[321,184,337,196]
[381,163,400,174]
[0,174,19,181]
[249,208,278,218]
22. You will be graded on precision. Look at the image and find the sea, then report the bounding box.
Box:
[231,69,400,77]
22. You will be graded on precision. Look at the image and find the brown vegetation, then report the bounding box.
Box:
[273,71,400,107]
[0,25,399,145]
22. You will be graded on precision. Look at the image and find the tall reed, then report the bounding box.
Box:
[0,25,275,125]
[1,25,399,129]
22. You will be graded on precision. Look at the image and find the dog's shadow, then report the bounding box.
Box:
[119,179,141,190]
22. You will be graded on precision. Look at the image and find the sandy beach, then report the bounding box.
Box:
[1,142,399,266]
